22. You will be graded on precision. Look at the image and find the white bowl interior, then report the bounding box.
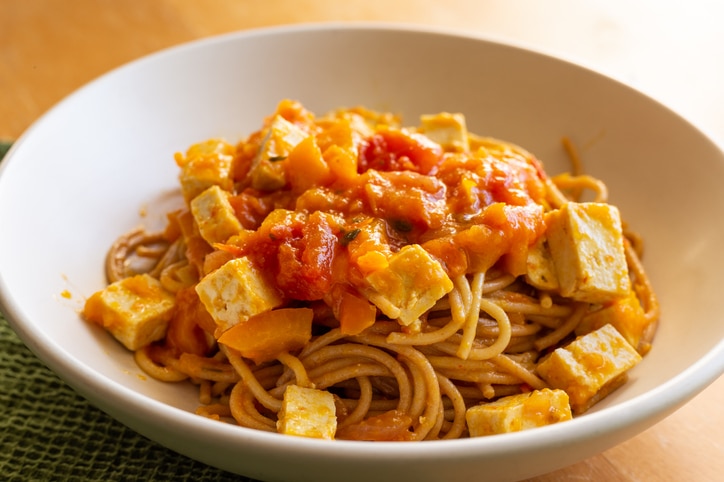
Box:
[1,25,723,482]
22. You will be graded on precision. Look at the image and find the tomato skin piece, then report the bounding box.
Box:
[358,128,443,175]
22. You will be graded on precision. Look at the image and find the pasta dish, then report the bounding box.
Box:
[83,100,659,440]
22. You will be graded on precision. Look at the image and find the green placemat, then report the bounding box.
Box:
[0,142,257,481]
[0,140,11,160]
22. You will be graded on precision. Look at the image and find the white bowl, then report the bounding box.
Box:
[1,24,723,482]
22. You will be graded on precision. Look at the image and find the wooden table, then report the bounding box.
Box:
[2,1,723,480]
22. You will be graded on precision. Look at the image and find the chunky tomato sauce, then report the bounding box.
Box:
[185,100,548,305]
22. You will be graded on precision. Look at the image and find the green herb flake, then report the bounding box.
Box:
[268,155,287,162]
[340,228,361,246]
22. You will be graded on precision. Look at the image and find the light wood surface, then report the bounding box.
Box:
[2,1,723,480]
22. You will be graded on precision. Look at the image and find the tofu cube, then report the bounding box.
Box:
[466,388,572,437]
[576,291,648,354]
[363,244,453,326]
[546,202,631,303]
[277,385,337,439]
[536,324,642,413]
[190,185,243,245]
[525,236,559,291]
[195,257,283,334]
[418,112,470,152]
[83,274,175,351]
[176,139,235,202]
[249,115,307,190]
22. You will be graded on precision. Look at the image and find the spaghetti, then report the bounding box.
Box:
[83,100,659,440]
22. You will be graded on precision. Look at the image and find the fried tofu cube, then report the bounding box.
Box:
[536,324,642,414]
[546,202,631,304]
[277,385,337,439]
[195,257,283,334]
[466,389,572,437]
[525,236,559,291]
[364,244,454,326]
[83,274,175,351]
[576,291,649,354]
[249,115,307,190]
[190,185,243,245]
[176,139,235,202]
[418,112,469,152]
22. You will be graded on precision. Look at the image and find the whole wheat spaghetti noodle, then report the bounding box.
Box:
[83,100,660,440]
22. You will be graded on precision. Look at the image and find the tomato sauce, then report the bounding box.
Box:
[218,101,548,303]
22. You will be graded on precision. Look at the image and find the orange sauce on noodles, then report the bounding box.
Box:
[214,101,547,306]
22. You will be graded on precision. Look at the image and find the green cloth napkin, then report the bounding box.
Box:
[0,142,257,481]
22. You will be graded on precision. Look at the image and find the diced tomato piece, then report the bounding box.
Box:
[274,211,339,300]
[454,203,545,275]
[358,128,443,175]
[361,170,447,231]
[228,188,276,230]
[422,235,469,277]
